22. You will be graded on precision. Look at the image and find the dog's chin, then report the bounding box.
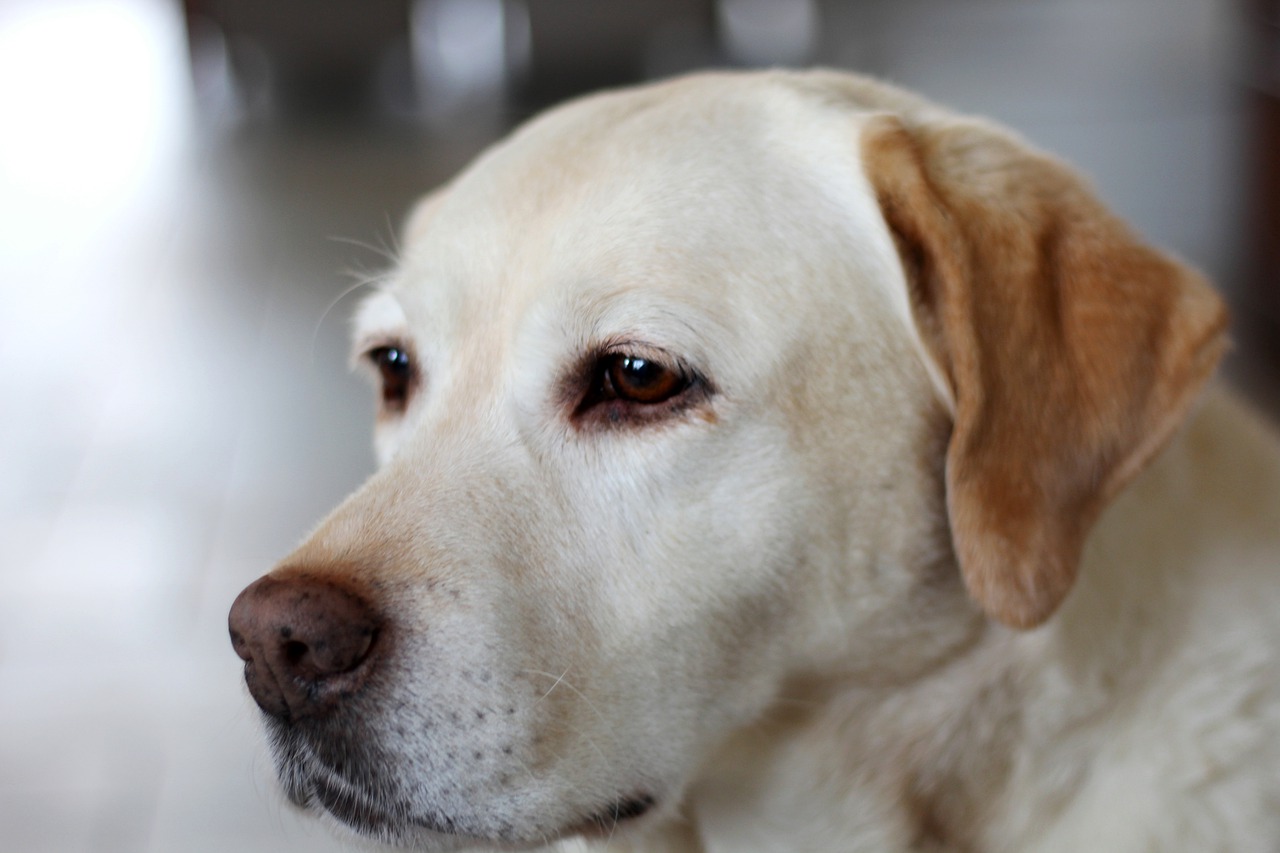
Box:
[287,768,657,852]
[275,756,469,851]
[265,724,481,850]
[264,720,660,851]
[297,774,482,851]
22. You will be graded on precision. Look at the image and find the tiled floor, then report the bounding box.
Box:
[0,0,1272,850]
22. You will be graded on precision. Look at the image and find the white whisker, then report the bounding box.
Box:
[382,211,401,258]
[523,667,610,730]
[533,666,572,701]
[308,270,386,362]
[328,232,399,264]
[521,667,617,797]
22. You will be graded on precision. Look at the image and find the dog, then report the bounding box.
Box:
[229,69,1280,852]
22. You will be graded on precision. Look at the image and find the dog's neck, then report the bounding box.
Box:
[675,621,1021,853]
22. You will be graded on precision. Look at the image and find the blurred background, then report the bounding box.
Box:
[0,0,1276,850]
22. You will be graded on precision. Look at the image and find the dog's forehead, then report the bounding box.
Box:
[378,76,901,364]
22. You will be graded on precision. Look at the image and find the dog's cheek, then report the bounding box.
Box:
[372,417,412,466]
[592,421,814,736]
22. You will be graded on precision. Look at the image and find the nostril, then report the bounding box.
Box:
[283,639,309,667]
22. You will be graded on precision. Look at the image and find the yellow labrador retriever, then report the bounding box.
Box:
[229,70,1280,852]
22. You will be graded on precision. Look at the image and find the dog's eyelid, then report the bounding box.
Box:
[351,330,411,370]
[594,338,707,381]
[596,342,709,391]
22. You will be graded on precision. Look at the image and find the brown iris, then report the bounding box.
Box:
[602,355,686,404]
[570,348,703,426]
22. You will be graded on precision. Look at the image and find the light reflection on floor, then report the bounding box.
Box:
[0,2,422,849]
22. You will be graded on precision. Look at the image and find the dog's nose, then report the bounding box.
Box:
[228,575,381,721]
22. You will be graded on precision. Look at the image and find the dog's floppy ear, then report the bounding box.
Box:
[861,114,1227,629]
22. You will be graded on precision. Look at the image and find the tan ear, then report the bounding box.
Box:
[862,114,1228,629]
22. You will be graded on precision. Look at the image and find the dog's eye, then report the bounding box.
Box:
[602,355,687,404]
[572,349,709,428]
[569,347,710,428]
[366,345,415,409]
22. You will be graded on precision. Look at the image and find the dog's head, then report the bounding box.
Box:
[229,71,1225,850]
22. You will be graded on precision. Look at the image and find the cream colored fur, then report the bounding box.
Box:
[252,70,1280,852]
